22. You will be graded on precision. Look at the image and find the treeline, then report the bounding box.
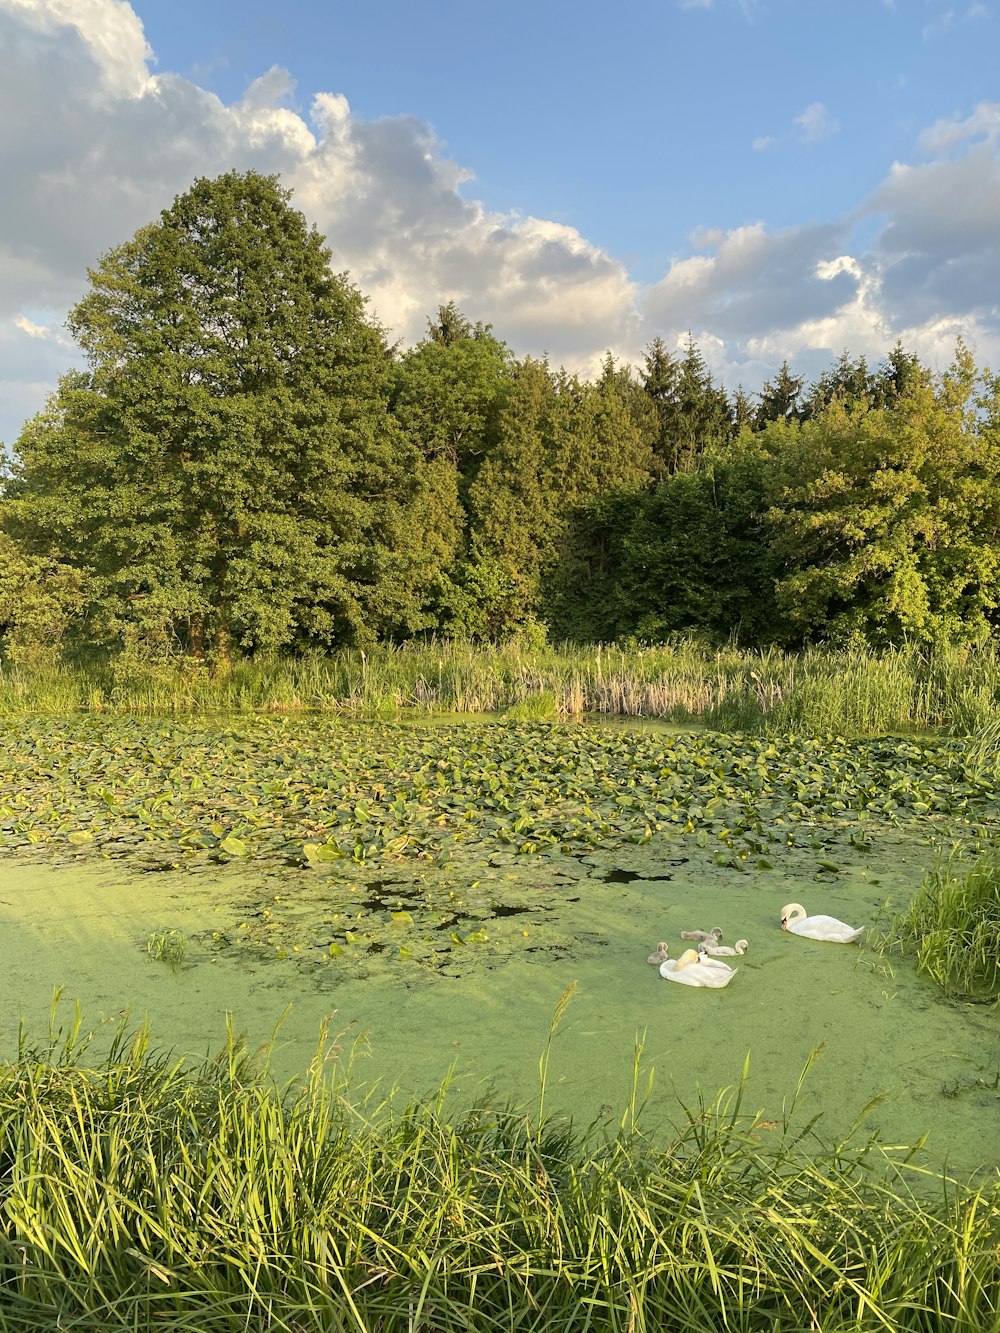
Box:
[3,169,1000,665]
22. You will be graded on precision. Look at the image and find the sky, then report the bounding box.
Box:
[2,0,999,449]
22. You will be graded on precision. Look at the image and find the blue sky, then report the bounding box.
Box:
[2,0,999,448]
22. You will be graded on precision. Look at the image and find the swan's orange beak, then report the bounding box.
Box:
[780,919,788,929]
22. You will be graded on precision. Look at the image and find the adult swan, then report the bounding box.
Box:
[660,949,738,988]
[780,903,863,943]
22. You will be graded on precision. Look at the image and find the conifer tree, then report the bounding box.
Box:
[754,360,805,428]
[642,336,729,471]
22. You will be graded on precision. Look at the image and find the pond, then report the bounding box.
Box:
[1,716,998,1177]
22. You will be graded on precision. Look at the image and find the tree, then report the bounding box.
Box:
[7,171,438,657]
[424,299,474,346]
[458,354,659,636]
[550,442,778,644]
[642,336,730,472]
[763,348,1000,646]
[805,351,873,417]
[730,385,755,435]
[754,360,805,428]
[0,528,84,665]
[871,341,928,408]
[391,305,513,482]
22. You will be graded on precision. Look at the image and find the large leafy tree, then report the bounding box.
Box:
[0,528,84,665]
[7,170,432,656]
[763,347,1000,646]
[549,442,777,644]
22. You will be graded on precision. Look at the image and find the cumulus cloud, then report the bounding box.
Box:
[1,0,1000,447]
[0,0,646,445]
[640,97,1000,388]
[868,140,1000,328]
[643,221,856,341]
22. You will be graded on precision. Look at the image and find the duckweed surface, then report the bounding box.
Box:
[2,717,998,1173]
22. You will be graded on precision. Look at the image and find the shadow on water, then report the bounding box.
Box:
[1,836,998,1178]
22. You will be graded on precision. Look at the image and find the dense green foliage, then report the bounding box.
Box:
[4,168,1000,663]
[876,843,1000,998]
[4,173,445,659]
[0,1021,997,1332]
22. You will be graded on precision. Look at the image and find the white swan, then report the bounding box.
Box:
[646,942,670,965]
[660,948,737,988]
[780,903,863,943]
[700,938,748,957]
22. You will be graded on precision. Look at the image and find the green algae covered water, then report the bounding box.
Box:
[2,835,997,1179]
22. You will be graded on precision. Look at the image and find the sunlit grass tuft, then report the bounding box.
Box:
[873,848,1000,998]
[145,928,186,967]
[0,1007,997,1332]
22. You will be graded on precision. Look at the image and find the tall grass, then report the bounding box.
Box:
[145,929,186,967]
[873,848,1000,998]
[2,638,1000,734]
[0,1008,997,1331]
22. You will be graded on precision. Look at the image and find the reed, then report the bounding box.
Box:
[145,929,186,967]
[0,1011,996,1332]
[2,638,1000,734]
[873,848,1000,998]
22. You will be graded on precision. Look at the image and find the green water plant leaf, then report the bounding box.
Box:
[304,841,344,863]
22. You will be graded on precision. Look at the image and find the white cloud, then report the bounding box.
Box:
[0,0,642,443]
[5,0,150,94]
[643,221,857,342]
[795,101,839,142]
[919,100,1000,153]
[640,106,1000,392]
[752,101,839,155]
[923,9,955,39]
[1,0,1000,446]
[14,314,49,338]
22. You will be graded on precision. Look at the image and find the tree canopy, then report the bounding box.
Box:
[3,169,1000,660]
[6,171,440,657]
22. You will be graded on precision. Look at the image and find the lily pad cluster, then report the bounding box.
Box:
[0,719,994,868]
[1,718,996,976]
